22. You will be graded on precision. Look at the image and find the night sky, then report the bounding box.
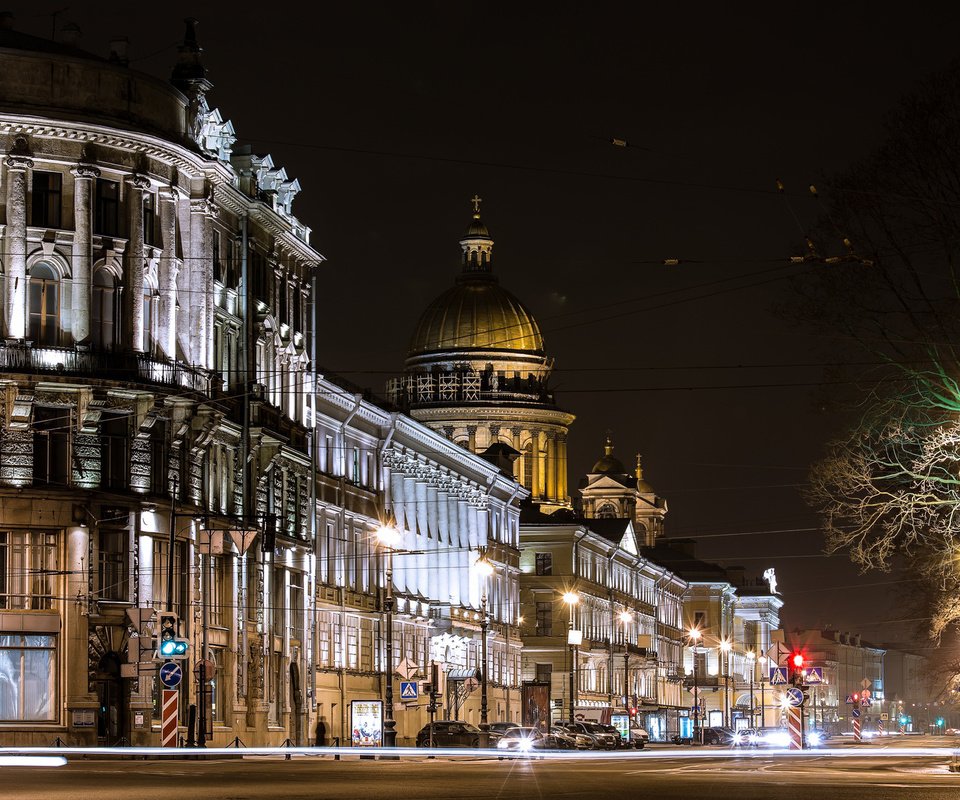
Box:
[9,1,959,648]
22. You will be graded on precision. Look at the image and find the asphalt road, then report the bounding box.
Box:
[3,741,958,800]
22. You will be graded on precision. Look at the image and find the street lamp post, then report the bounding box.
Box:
[757,655,767,729]
[746,651,756,728]
[720,640,731,729]
[619,610,633,711]
[376,523,403,749]
[475,549,495,748]
[689,628,702,743]
[563,592,580,724]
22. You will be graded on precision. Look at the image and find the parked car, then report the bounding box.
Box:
[628,725,649,749]
[416,720,496,748]
[496,726,569,756]
[555,721,618,750]
[701,726,736,745]
[488,722,521,736]
[597,723,633,749]
[551,726,591,749]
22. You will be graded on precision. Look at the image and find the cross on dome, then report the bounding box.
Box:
[471,194,483,217]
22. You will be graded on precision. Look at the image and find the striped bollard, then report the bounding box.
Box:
[162,689,179,748]
[853,717,862,743]
[787,705,802,750]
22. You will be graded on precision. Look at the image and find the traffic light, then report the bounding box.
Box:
[791,651,805,671]
[851,692,860,704]
[157,613,189,660]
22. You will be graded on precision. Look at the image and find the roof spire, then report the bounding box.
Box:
[460,194,493,274]
[604,430,614,457]
[635,453,643,480]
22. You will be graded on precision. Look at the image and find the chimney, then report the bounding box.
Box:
[0,11,14,30]
[60,22,81,45]
[108,37,129,66]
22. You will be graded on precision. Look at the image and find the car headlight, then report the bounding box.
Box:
[807,732,822,746]
[518,738,533,751]
[497,739,509,749]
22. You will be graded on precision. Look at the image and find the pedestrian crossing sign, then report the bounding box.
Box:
[400,681,419,701]
[770,667,788,685]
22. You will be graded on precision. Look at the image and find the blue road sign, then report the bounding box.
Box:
[852,708,861,719]
[804,667,824,684]
[400,681,419,701]
[770,667,788,685]
[159,660,182,689]
[785,687,805,707]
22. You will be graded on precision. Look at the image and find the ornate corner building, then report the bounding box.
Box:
[0,19,318,746]
[386,202,575,513]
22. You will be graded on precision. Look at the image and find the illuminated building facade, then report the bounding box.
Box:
[386,202,574,513]
[517,514,687,741]
[0,19,317,746]
[310,375,526,744]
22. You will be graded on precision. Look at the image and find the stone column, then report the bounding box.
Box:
[70,164,100,345]
[125,174,150,352]
[188,196,215,368]
[157,185,182,360]
[558,434,568,502]
[531,430,541,500]
[511,427,522,482]
[545,433,556,504]
[467,425,477,452]
[4,152,32,340]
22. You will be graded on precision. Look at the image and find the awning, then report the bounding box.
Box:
[446,668,480,681]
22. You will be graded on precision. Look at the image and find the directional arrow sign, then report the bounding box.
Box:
[852,708,861,719]
[399,681,419,701]
[770,667,788,685]
[785,687,805,707]
[159,661,182,689]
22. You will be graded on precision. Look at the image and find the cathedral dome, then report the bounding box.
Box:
[591,436,627,474]
[406,199,545,359]
[408,279,544,356]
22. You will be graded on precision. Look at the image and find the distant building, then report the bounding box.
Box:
[788,629,885,735]
[386,202,575,513]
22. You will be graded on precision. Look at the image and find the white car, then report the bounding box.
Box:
[628,726,650,749]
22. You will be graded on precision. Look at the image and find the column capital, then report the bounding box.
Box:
[189,195,218,218]
[159,183,187,202]
[71,163,101,180]
[5,154,33,171]
[126,173,151,191]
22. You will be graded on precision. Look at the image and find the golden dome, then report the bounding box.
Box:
[408,277,544,355]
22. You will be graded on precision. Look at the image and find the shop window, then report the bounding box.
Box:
[0,633,57,721]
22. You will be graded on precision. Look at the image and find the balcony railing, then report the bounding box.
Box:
[0,343,211,394]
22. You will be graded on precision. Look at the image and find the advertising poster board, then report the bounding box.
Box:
[610,713,630,742]
[521,681,550,732]
[350,700,383,746]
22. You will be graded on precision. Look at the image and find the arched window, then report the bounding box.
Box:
[92,269,116,350]
[28,262,60,346]
[596,502,618,519]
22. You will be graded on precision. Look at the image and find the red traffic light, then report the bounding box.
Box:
[791,652,805,670]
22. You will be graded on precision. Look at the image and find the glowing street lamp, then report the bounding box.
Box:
[720,639,732,728]
[563,591,580,724]
[746,650,756,727]
[376,522,403,748]
[689,627,702,742]
[618,610,634,710]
